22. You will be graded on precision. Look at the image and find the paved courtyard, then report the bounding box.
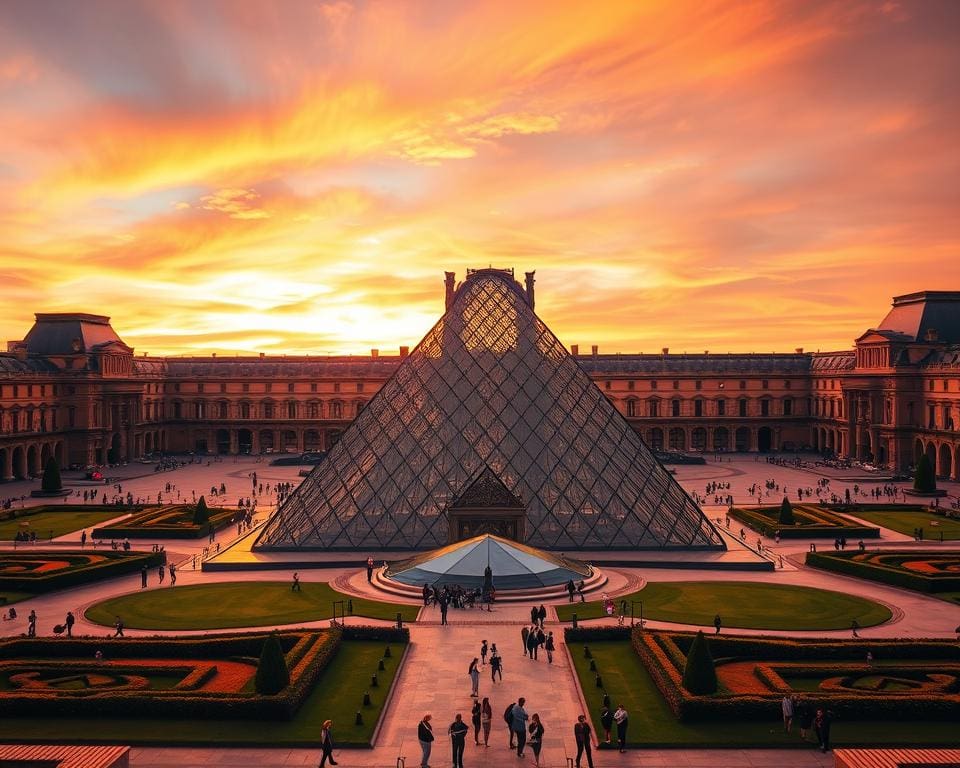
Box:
[2,455,960,767]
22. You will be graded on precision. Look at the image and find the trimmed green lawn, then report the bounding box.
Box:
[0,510,123,541]
[556,581,891,630]
[573,641,960,747]
[85,581,419,630]
[840,508,960,541]
[0,640,402,746]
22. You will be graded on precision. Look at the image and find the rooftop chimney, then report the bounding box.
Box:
[571,344,579,356]
[371,348,379,359]
[259,352,265,359]
[400,346,409,357]
[795,347,804,354]
[444,272,456,310]
[591,345,598,356]
[524,271,536,310]
[662,347,669,355]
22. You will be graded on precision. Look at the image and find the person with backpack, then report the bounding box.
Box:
[417,713,434,768]
[504,701,516,748]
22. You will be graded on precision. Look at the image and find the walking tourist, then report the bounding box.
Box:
[614,703,629,752]
[449,713,468,768]
[169,564,176,585]
[545,631,555,664]
[471,700,482,745]
[504,700,516,748]
[528,713,544,767]
[292,572,301,591]
[468,657,480,697]
[782,694,794,734]
[417,713,434,768]
[566,579,576,602]
[714,614,722,634]
[600,705,613,742]
[526,626,539,660]
[490,646,503,682]
[574,714,594,768]
[64,610,75,638]
[480,697,492,746]
[366,555,374,582]
[511,696,529,756]
[851,618,860,638]
[796,697,813,742]
[140,565,148,588]
[158,564,164,584]
[319,719,337,766]
[814,708,833,753]
[27,609,37,637]
[537,604,547,628]
[480,639,488,665]
[521,625,529,656]
[113,616,124,637]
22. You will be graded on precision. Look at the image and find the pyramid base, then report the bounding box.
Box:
[371,564,608,603]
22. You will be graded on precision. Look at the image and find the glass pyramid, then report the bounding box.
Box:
[385,534,591,590]
[255,268,724,551]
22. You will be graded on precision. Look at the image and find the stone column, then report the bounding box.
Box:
[2,448,13,481]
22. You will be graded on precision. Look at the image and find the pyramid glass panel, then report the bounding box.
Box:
[255,268,724,551]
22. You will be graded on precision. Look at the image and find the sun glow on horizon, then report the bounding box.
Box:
[0,0,958,356]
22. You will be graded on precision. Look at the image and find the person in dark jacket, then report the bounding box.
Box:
[529,713,545,767]
[449,713,469,768]
[319,719,337,767]
[814,708,834,753]
[574,714,594,768]
[600,705,613,743]
[471,700,482,745]
[417,713,434,768]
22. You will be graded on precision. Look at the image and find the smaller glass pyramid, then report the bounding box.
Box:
[385,534,591,590]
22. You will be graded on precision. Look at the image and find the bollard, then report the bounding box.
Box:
[589,659,596,671]
[363,691,371,705]
[572,613,578,629]
[595,674,603,688]
[379,658,386,671]
[371,674,379,687]
[348,598,353,614]
[355,710,363,725]
[602,693,610,709]
[396,612,403,630]
[385,645,392,658]
[583,645,591,659]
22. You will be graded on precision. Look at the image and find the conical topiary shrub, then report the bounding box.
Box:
[779,497,794,525]
[41,457,62,493]
[193,496,210,526]
[254,633,290,695]
[914,454,936,493]
[681,630,718,695]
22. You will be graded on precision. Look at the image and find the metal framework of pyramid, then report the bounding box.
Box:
[385,534,591,590]
[255,268,724,551]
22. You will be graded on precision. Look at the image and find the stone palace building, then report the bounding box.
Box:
[1,273,959,483]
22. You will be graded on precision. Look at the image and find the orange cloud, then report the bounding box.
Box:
[0,0,957,356]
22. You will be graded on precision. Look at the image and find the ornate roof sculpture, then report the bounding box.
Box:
[255,268,724,551]
[385,534,591,590]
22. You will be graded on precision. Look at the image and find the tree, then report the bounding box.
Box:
[255,633,290,695]
[914,453,936,493]
[779,497,794,525]
[681,630,718,695]
[41,456,63,493]
[193,496,210,526]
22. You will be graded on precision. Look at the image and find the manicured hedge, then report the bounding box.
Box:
[728,505,879,538]
[0,626,408,721]
[630,629,960,722]
[807,551,960,594]
[92,504,235,539]
[0,550,165,594]
[1,504,137,523]
[0,630,337,720]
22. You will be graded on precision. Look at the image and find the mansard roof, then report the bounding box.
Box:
[876,291,960,343]
[809,352,856,372]
[23,313,128,357]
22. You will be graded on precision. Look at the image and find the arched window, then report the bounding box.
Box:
[648,398,660,417]
[738,398,748,417]
[218,401,228,419]
[287,401,297,419]
[240,402,251,419]
[671,399,681,417]
[330,401,342,419]
[263,401,274,419]
[626,399,637,418]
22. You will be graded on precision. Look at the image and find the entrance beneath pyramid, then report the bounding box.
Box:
[447,468,527,544]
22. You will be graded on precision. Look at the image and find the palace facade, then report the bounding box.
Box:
[2,283,960,482]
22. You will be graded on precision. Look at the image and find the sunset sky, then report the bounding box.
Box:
[1,0,958,357]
